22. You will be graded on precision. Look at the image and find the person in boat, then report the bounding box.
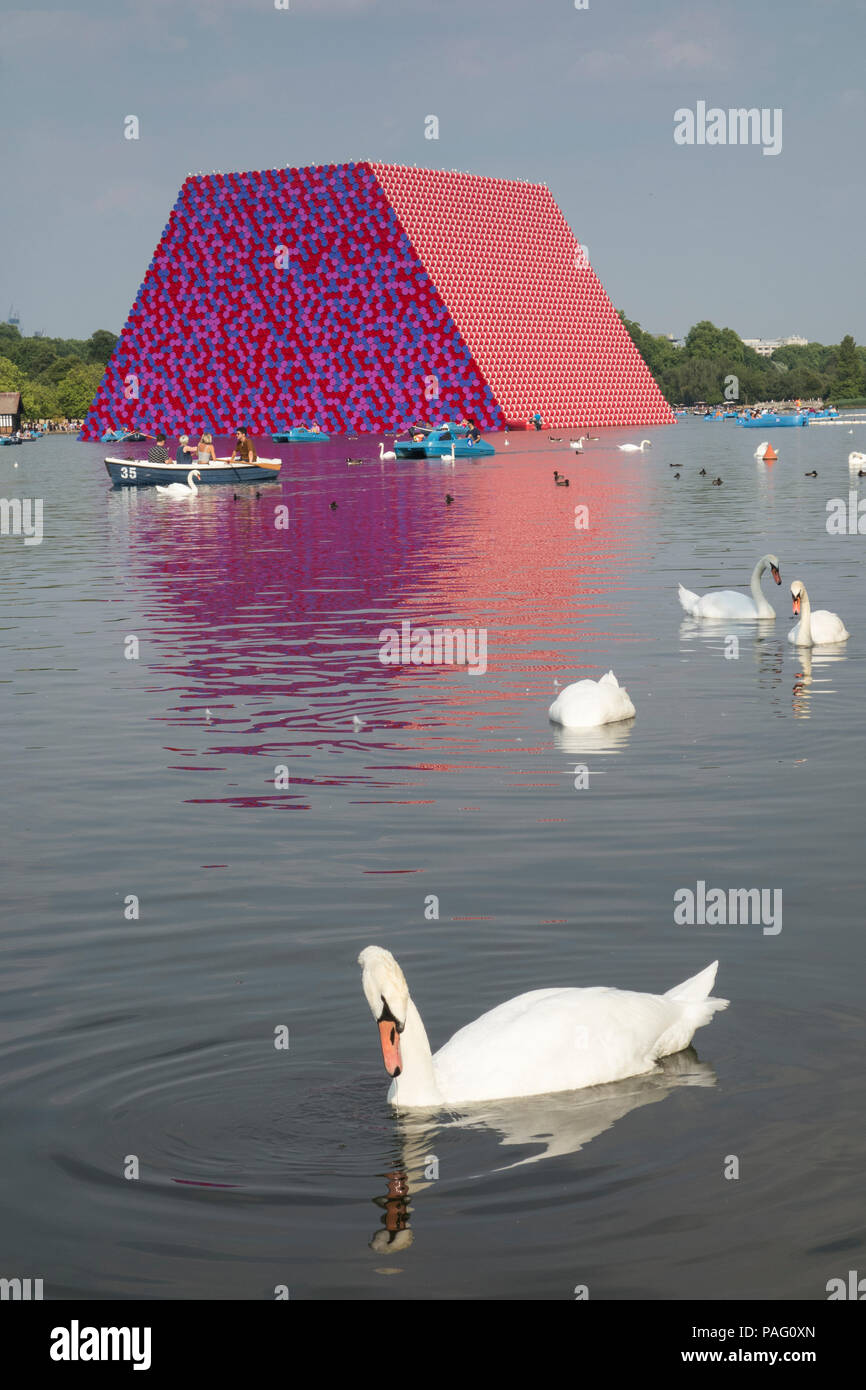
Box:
[147,432,170,465]
[310,421,321,434]
[196,432,216,466]
[176,434,196,466]
[460,416,481,443]
[228,427,258,464]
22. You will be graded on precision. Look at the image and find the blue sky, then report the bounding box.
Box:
[2,0,863,343]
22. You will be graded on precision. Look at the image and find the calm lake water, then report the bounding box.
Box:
[1,419,864,1300]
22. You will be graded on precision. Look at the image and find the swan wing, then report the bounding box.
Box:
[678,583,701,615]
[549,676,635,728]
[812,610,850,643]
[688,589,760,620]
[433,986,713,1103]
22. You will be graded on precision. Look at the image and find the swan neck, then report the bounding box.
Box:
[388,996,443,1108]
[750,559,772,613]
[798,589,812,639]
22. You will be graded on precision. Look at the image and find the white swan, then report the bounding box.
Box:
[359,947,728,1107]
[569,436,586,451]
[678,553,781,621]
[848,451,866,466]
[379,442,396,461]
[548,670,636,728]
[618,439,652,453]
[155,468,200,497]
[754,441,771,459]
[439,442,456,462]
[787,579,849,646]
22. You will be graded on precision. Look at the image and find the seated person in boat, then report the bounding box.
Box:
[228,427,258,464]
[460,416,481,443]
[309,421,321,433]
[176,434,196,465]
[147,432,170,465]
[196,433,216,466]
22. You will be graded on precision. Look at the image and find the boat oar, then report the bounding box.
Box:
[215,454,246,485]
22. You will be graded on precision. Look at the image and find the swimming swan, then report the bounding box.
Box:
[155,469,200,497]
[359,947,728,1107]
[848,451,866,467]
[754,442,772,459]
[548,670,635,727]
[787,579,849,646]
[678,554,781,620]
[379,443,396,461]
[618,439,652,453]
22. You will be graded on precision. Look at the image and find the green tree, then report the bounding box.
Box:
[22,380,61,420]
[15,339,59,376]
[830,335,864,398]
[54,362,104,418]
[0,355,24,391]
[0,324,22,361]
[37,355,87,386]
[85,330,118,364]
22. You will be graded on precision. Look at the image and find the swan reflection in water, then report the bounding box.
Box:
[369,1049,714,1251]
[550,717,636,758]
[679,617,788,699]
[678,614,778,654]
[791,644,849,718]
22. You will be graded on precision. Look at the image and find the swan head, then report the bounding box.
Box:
[359,946,409,1078]
[761,554,781,585]
[641,440,652,448]
[790,579,806,616]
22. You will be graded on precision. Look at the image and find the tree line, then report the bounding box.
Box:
[618,315,866,407]
[0,325,116,419]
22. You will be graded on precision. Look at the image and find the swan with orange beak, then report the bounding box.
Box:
[359,946,728,1109]
[788,580,850,647]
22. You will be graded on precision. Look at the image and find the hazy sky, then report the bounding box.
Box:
[2,0,864,344]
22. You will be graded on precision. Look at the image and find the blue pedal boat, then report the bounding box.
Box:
[738,413,809,428]
[395,422,495,459]
[104,456,282,487]
[272,427,331,443]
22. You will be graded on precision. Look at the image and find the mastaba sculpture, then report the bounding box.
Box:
[81,161,674,438]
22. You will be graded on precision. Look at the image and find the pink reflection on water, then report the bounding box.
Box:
[107,437,649,799]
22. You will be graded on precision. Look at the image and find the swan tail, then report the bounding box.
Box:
[665,960,729,1017]
[678,583,700,615]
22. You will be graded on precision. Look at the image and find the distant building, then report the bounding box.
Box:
[0,391,22,434]
[743,335,809,357]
